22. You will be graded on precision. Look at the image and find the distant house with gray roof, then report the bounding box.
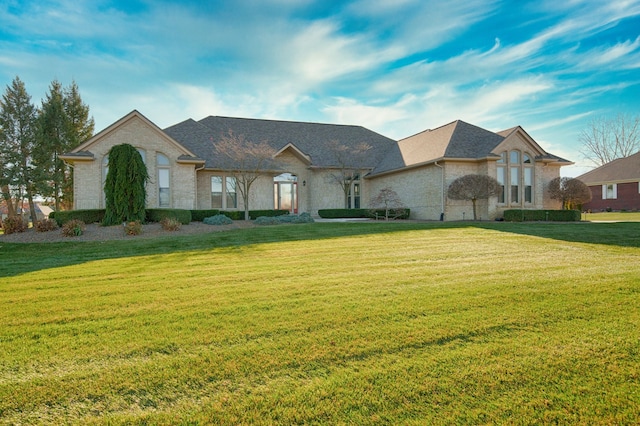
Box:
[61,110,571,221]
[577,151,640,211]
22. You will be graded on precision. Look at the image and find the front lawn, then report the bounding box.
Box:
[0,222,638,424]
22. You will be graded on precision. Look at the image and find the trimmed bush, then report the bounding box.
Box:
[146,208,191,225]
[2,216,28,235]
[503,209,581,222]
[248,209,290,219]
[190,209,220,222]
[50,209,105,226]
[61,219,86,237]
[220,211,244,221]
[203,214,233,225]
[318,209,369,219]
[34,219,58,232]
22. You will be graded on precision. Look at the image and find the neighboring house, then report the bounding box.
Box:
[0,201,53,221]
[576,151,640,211]
[60,110,571,221]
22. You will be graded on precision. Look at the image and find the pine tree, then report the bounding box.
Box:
[0,77,38,224]
[103,144,149,226]
[62,81,94,208]
[35,80,67,211]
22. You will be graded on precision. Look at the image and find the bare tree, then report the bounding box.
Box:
[370,187,406,220]
[214,131,280,220]
[326,140,372,208]
[548,177,592,210]
[447,174,501,220]
[580,113,640,166]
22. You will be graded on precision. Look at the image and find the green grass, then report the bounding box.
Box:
[584,211,640,222]
[1,222,639,424]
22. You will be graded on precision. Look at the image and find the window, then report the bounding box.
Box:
[157,153,170,207]
[348,173,361,209]
[349,182,361,208]
[496,150,534,205]
[603,184,617,199]
[211,175,237,209]
[496,166,505,203]
[510,167,519,203]
[226,177,237,209]
[524,168,533,203]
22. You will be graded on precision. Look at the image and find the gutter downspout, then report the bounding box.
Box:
[435,160,444,221]
[194,163,206,210]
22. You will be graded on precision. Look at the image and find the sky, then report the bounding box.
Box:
[1,0,639,176]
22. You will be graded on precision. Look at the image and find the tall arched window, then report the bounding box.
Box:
[497,150,534,205]
[157,153,170,207]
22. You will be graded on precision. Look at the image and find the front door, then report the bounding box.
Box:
[274,173,298,213]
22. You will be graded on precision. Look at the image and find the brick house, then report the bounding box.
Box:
[577,151,640,212]
[60,110,571,220]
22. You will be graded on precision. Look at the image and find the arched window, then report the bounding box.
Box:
[496,150,534,205]
[157,153,170,208]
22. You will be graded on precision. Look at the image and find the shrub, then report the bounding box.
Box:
[220,211,244,221]
[2,216,28,235]
[34,219,58,232]
[248,209,290,219]
[254,216,281,225]
[254,213,315,225]
[190,209,220,222]
[50,209,105,226]
[203,214,233,225]
[124,221,143,235]
[61,219,86,237]
[317,209,368,218]
[160,217,181,231]
[146,208,191,225]
[503,209,581,222]
[368,208,410,220]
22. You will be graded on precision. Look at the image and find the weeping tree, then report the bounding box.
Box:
[103,144,149,225]
[447,174,501,220]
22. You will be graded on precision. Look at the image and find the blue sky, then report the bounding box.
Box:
[1,0,639,176]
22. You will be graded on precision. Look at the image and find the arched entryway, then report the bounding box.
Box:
[274,173,298,213]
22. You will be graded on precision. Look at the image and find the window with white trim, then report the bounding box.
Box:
[602,183,617,199]
[157,153,170,207]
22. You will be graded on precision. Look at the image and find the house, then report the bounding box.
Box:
[576,151,640,211]
[60,110,572,221]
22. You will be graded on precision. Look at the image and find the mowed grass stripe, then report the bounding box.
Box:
[0,222,638,424]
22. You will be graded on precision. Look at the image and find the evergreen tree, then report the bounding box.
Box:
[62,81,94,208]
[0,77,38,224]
[35,80,67,211]
[103,143,149,226]
[35,80,94,211]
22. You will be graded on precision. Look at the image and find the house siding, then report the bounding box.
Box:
[584,181,640,211]
[369,165,444,220]
[72,116,198,210]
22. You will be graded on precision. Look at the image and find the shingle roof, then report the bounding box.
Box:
[370,120,505,176]
[163,116,397,170]
[576,151,640,184]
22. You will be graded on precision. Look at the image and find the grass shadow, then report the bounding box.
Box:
[1,221,638,278]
